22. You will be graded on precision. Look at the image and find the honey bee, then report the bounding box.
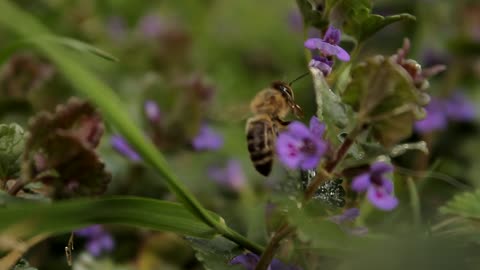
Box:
[246,80,304,176]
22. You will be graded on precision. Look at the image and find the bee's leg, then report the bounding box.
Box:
[274,117,291,133]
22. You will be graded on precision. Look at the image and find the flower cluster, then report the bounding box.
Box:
[352,162,398,211]
[415,91,476,134]
[304,26,350,76]
[75,225,114,257]
[276,116,327,170]
[231,253,301,270]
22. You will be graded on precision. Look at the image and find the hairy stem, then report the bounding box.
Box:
[255,222,295,270]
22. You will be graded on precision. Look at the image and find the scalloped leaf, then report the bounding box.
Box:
[187,236,243,270]
[23,98,110,198]
[342,55,424,147]
[329,0,415,42]
[0,123,25,181]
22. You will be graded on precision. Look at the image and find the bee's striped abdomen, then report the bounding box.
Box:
[246,116,275,176]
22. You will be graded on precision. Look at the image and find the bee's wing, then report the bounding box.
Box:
[209,102,251,124]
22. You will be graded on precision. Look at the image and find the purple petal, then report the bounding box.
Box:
[276,133,303,169]
[75,225,103,237]
[287,121,312,139]
[367,186,399,211]
[298,139,327,170]
[98,234,114,251]
[230,253,259,270]
[371,162,394,175]
[309,116,326,138]
[323,26,341,45]
[144,100,162,122]
[351,173,371,192]
[304,38,324,50]
[414,99,448,133]
[111,135,142,162]
[335,46,350,62]
[445,92,476,122]
[138,14,164,38]
[329,208,360,224]
[86,240,102,257]
[192,125,224,151]
[380,177,394,194]
[309,59,332,76]
[208,160,246,191]
[270,258,302,270]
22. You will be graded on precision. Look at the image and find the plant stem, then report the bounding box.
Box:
[7,179,26,196]
[254,222,295,270]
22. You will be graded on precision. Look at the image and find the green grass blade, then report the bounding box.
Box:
[0,196,216,238]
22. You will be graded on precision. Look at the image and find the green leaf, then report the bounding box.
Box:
[187,236,244,270]
[310,67,353,142]
[296,0,329,29]
[330,0,415,42]
[440,189,480,219]
[0,36,118,65]
[342,55,424,147]
[0,196,217,239]
[0,123,25,181]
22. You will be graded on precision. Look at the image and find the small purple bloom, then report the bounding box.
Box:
[309,56,334,76]
[106,16,127,42]
[230,253,301,270]
[445,91,476,121]
[111,135,141,162]
[138,14,164,38]
[329,208,369,236]
[276,116,327,170]
[191,124,223,151]
[208,159,246,191]
[75,225,114,257]
[304,26,350,62]
[352,162,398,211]
[414,98,448,133]
[415,91,476,134]
[144,100,162,123]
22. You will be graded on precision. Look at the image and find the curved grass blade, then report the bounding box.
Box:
[0,196,217,239]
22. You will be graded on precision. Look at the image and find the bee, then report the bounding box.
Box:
[246,79,305,176]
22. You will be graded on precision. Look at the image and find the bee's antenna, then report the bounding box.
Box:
[289,71,310,86]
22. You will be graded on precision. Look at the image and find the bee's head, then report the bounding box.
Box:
[271,81,304,118]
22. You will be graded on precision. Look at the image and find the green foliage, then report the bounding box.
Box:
[0,123,24,182]
[440,189,480,219]
[187,236,244,270]
[342,55,425,147]
[295,0,329,30]
[311,67,352,142]
[329,0,415,42]
[0,196,218,239]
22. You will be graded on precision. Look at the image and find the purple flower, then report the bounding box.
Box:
[144,100,162,123]
[329,208,369,236]
[414,98,448,133]
[75,225,114,257]
[111,135,141,162]
[351,162,398,211]
[415,92,476,134]
[309,55,333,76]
[230,253,301,270]
[276,116,328,170]
[445,92,476,121]
[191,124,224,151]
[208,159,246,191]
[304,26,350,62]
[138,14,164,38]
[106,16,127,42]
